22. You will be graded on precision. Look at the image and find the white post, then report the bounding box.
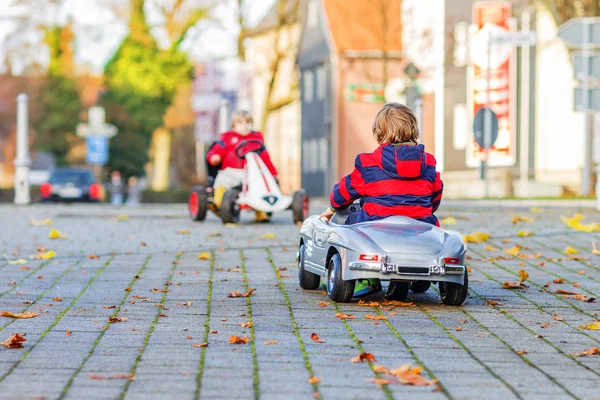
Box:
[14,93,31,205]
[582,18,593,196]
[520,11,532,198]
[218,99,229,133]
[484,32,493,198]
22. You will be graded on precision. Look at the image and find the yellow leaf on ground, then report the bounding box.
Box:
[512,215,534,224]
[503,246,520,257]
[530,207,543,213]
[29,217,53,226]
[4,255,27,265]
[561,214,599,232]
[517,230,533,237]
[564,247,580,255]
[389,364,438,386]
[197,252,211,260]
[463,232,490,243]
[263,233,275,239]
[48,229,67,240]
[225,223,237,228]
[308,376,321,384]
[0,311,37,319]
[592,242,600,255]
[484,246,497,252]
[177,229,190,235]
[264,340,278,345]
[518,269,529,284]
[579,321,600,330]
[37,250,56,260]
[440,216,457,226]
[113,215,128,222]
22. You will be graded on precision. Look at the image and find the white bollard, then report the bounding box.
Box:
[14,93,31,205]
[218,99,229,133]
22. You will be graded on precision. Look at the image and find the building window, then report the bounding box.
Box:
[303,70,314,104]
[316,66,326,100]
[310,139,318,173]
[319,137,328,171]
[307,0,318,28]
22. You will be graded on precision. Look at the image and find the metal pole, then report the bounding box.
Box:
[520,10,532,197]
[14,93,31,205]
[582,18,593,196]
[484,32,493,198]
[415,98,423,144]
[218,99,229,133]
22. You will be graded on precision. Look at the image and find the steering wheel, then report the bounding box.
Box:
[235,139,266,159]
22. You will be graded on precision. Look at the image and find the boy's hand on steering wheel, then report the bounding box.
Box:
[320,207,334,222]
[209,154,222,166]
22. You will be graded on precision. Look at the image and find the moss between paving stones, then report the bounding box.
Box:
[58,255,151,399]
[266,249,321,399]
[194,250,215,399]
[0,256,114,383]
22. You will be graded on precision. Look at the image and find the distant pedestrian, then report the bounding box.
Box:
[110,171,123,206]
[126,176,141,206]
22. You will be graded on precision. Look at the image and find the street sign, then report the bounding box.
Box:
[573,51,600,80]
[86,135,108,165]
[574,87,600,111]
[77,107,117,138]
[557,17,600,48]
[473,107,499,150]
[491,30,536,46]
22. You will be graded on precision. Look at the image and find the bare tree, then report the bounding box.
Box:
[539,0,600,26]
[258,0,300,132]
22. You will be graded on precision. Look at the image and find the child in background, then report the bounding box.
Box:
[320,103,444,298]
[207,110,278,222]
[126,176,140,206]
[110,171,123,206]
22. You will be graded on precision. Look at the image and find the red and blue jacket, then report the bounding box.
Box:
[206,131,278,176]
[330,143,443,226]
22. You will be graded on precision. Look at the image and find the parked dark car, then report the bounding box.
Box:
[40,168,104,203]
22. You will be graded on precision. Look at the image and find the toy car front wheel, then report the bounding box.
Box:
[326,252,355,303]
[410,280,431,293]
[292,189,309,224]
[298,245,320,290]
[189,187,208,221]
[383,281,410,301]
[439,272,468,306]
[220,189,241,224]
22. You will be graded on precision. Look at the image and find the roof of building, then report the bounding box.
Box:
[322,0,402,53]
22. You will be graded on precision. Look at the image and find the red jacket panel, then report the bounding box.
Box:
[206,131,278,176]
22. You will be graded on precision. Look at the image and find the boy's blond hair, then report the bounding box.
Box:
[230,110,253,128]
[372,103,419,144]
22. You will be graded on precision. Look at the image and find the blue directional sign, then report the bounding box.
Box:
[86,135,108,165]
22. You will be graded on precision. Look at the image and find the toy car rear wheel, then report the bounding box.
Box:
[220,188,241,224]
[326,252,355,303]
[189,187,208,221]
[292,189,309,224]
[410,280,431,293]
[298,245,320,290]
[439,272,468,306]
[383,281,410,301]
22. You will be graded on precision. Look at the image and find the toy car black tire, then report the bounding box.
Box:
[439,272,468,306]
[292,189,309,224]
[326,252,355,303]
[383,281,410,301]
[189,187,208,221]
[298,245,320,290]
[220,188,241,224]
[410,280,431,293]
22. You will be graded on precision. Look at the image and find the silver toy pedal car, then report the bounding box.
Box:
[297,201,468,305]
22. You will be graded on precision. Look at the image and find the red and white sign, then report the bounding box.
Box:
[467,1,516,167]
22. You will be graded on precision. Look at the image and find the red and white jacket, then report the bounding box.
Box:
[207,131,278,176]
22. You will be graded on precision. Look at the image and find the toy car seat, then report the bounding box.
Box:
[205,141,222,188]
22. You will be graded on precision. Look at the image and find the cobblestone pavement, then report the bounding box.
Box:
[1,202,600,400]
